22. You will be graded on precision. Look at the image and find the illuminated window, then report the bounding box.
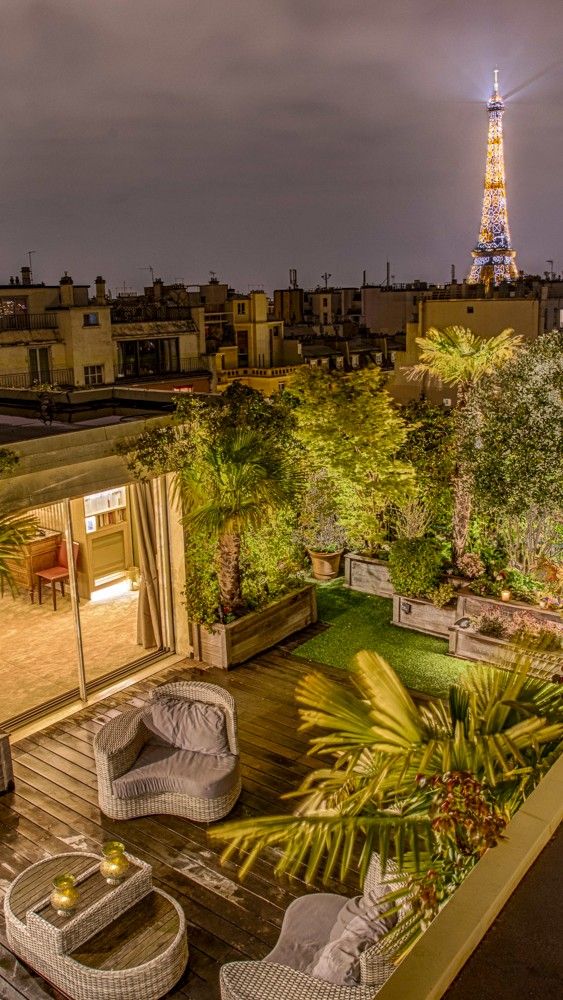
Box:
[83,312,99,326]
[84,364,104,385]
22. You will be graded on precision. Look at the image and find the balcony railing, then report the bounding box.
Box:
[0,313,58,332]
[0,367,74,389]
[110,304,198,328]
[114,355,211,381]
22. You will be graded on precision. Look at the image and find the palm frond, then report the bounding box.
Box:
[406,326,522,388]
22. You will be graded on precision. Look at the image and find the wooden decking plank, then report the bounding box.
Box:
[1,647,362,1000]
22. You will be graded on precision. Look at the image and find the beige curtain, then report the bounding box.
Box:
[130,482,162,650]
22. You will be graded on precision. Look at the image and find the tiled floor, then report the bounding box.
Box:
[0,587,156,723]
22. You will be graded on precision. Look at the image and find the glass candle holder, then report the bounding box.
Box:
[500,589,512,602]
[99,841,129,885]
[50,874,79,917]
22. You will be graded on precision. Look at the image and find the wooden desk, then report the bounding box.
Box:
[4,529,62,602]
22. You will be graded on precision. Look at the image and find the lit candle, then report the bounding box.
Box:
[500,589,511,602]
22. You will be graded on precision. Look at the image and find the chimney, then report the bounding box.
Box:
[153,277,164,301]
[59,272,74,306]
[21,266,31,286]
[95,275,106,305]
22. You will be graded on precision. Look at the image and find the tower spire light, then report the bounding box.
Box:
[467,68,518,286]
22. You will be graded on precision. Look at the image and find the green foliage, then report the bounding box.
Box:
[503,568,542,604]
[183,527,221,627]
[125,383,304,621]
[462,332,563,520]
[289,366,415,553]
[408,325,522,392]
[469,576,503,599]
[473,608,508,638]
[0,509,38,594]
[0,449,18,477]
[397,402,454,537]
[212,651,563,959]
[388,538,444,598]
[427,581,456,609]
[241,508,306,609]
[298,467,347,552]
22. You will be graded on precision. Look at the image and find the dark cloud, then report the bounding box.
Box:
[1,0,562,291]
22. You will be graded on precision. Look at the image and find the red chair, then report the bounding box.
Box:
[36,541,80,610]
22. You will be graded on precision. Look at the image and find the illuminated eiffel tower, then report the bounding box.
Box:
[468,69,519,285]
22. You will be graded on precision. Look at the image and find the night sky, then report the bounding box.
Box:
[1,0,562,294]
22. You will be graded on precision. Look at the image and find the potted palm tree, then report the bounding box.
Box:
[214,650,563,956]
[178,427,317,668]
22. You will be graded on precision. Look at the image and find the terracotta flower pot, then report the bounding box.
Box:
[308,549,343,582]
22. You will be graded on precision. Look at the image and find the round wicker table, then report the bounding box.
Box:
[4,852,188,1000]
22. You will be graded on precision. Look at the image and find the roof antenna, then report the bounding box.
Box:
[493,67,500,94]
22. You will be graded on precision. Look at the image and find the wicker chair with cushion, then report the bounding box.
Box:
[94,681,241,823]
[220,854,408,1000]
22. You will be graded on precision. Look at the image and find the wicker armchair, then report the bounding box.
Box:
[94,681,241,823]
[220,855,405,1000]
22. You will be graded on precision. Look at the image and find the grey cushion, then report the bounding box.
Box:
[265,894,346,972]
[309,883,397,985]
[113,739,239,800]
[145,695,230,755]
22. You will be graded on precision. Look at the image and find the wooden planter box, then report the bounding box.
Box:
[343,553,393,598]
[190,585,318,669]
[449,626,562,680]
[456,592,562,625]
[392,593,459,639]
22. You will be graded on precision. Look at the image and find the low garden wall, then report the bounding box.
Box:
[190,585,318,669]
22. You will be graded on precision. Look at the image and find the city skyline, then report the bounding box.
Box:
[1,0,562,293]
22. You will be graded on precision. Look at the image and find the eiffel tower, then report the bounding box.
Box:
[467,69,519,286]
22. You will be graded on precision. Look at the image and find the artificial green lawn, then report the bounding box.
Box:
[296,582,473,698]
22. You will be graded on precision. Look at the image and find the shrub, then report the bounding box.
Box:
[456,552,485,580]
[469,576,503,599]
[388,538,444,599]
[427,582,456,609]
[508,611,563,651]
[472,608,509,639]
[298,468,347,552]
[503,569,542,604]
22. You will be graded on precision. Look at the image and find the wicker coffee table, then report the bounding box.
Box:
[4,852,188,1000]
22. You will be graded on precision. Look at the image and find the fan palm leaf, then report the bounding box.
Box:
[407,326,522,389]
[213,651,562,891]
[0,509,38,594]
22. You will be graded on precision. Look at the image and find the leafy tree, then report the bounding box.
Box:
[407,326,522,566]
[289,367,414,553]
[397,402,455,540]
[462,332,563,523]
[213,650,562,956]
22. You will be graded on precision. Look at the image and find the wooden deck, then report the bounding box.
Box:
[0,629,359,999]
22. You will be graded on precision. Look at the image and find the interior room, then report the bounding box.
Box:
[0,484,165,726]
